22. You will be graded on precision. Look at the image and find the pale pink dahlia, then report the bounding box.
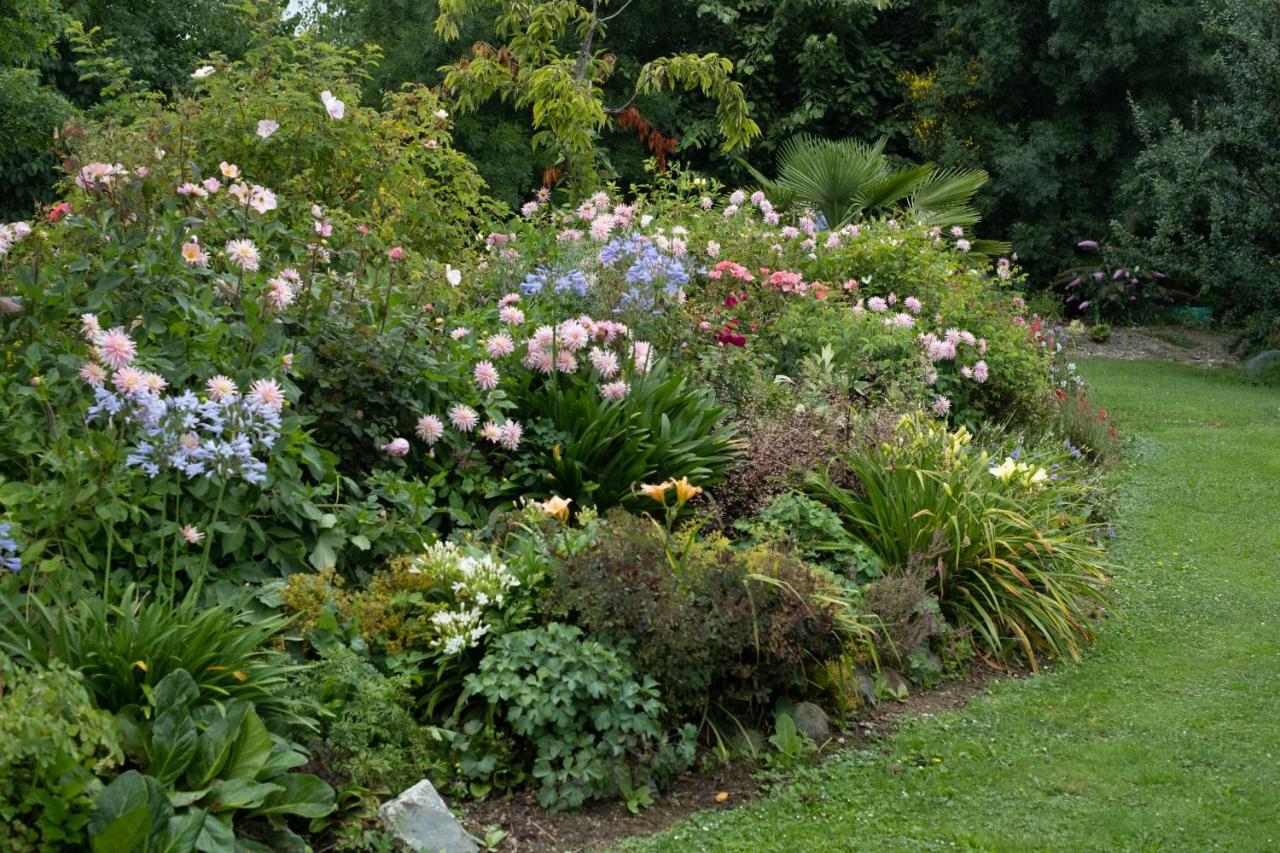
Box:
[600,381,629,401]
[473,360,500,391]
[95,328,136,370]
[247,378,285,412]
[206,375,238,402]
[416,414,444,444]
[449,404,479,432]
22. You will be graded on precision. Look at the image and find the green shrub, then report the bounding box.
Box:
[68,27,503,259]
[517,357,742,513]
[0,68,75,220]
[91,669,334,851]
[0,654,122,852]
[0,585,313,728]
[546,509,847,715]
[735,492,883,583]
[462,622,696,811]
[1089,323,1113,343]
[292,645,448,794]
[807,413,1108,668]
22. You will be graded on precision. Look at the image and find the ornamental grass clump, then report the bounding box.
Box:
[807,413,1108,669]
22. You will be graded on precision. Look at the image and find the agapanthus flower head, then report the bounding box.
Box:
[416,414,444,444]
[0,522,21,573]
[225,239,260,271]
[449,404,479,432]
[95,327,136,370]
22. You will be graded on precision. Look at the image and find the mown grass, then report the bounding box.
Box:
[631,358,1280,851]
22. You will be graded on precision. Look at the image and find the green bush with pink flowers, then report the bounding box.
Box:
[0,25,1113,847]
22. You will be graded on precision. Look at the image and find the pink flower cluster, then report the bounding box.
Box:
[76,162,128,191]
[918,329,989,386]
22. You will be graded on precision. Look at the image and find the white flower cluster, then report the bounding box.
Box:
[411,542,519,656]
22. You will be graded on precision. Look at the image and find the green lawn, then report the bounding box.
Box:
[633,359,1280,851]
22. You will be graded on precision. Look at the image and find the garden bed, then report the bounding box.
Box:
[459,660,1020,851]
[1069,326,1237,368]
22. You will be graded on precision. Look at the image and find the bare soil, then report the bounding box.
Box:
[1068,325,1237,368]
[457,660,1021,851]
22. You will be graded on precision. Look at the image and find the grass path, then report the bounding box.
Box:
[635,359,1280,851]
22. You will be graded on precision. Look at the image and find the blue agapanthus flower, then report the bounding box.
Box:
[0,522,20,573]
[89,384,280,486]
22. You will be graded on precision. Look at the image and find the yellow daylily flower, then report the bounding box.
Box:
[672,477,703,506]
[540,495,573,523]
[639,481,670,504]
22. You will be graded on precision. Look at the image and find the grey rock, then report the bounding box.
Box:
[729,727,767,756]
[856,666,877,708]
[791,701,830,742]
[1245,349,1280,374]
[378,780,477,853]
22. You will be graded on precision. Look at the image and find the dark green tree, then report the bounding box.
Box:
[903,0,1217,275]
[1120,0,1280,349]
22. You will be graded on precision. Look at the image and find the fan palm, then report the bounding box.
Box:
[742,134,1005,252]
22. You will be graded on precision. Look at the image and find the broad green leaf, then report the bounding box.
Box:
[207,778,284,812]
[224,709,272,781]
[250,773,336,819]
